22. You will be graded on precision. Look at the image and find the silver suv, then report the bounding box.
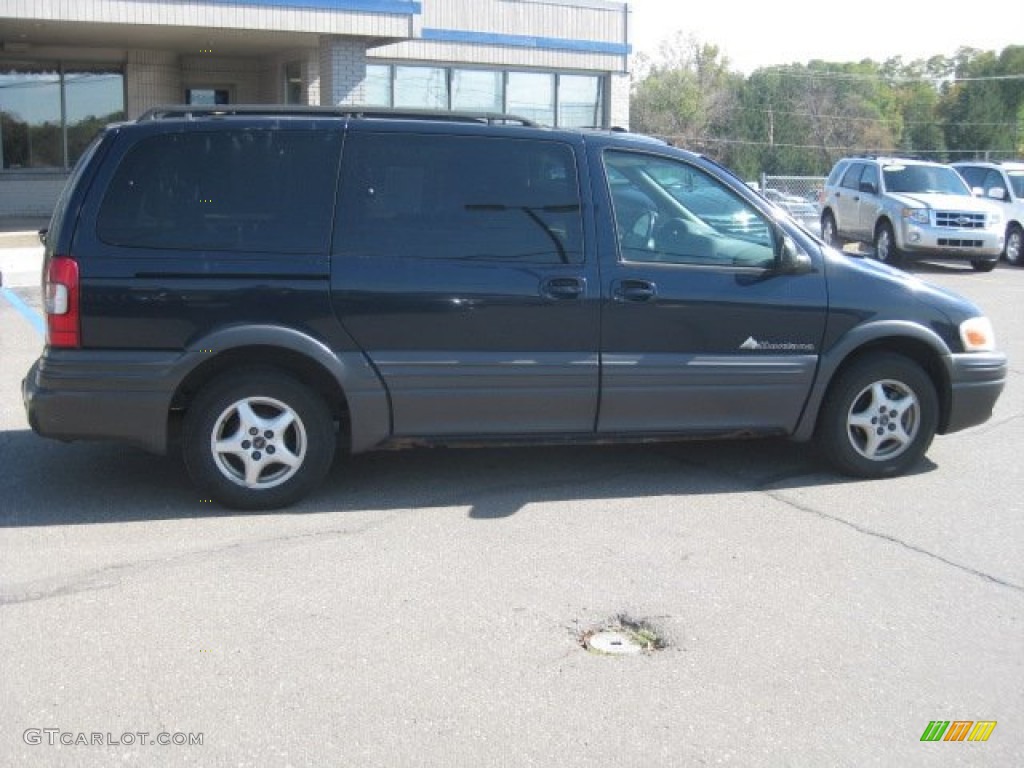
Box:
[820,156,1004,272]
[952,161,1024,266]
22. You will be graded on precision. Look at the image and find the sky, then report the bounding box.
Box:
[627,0,1019,74]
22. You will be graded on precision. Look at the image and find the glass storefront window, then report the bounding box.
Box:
[451,69,503,113]
[1,65,124,170]
[364,64,392,107]
[361,64,605,129]
[558,74,603,128]
[506,72,555,126]
[394,66,447,110]
[1,70,61,169]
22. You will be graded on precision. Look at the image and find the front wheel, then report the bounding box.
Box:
[971,258,997,272]
[1005,224,1023,266]
[816,353,938,478]
[183,370,336,509]
[872,222,902,265]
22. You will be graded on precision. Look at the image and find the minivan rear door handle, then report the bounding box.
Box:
[613,279,657,302]
[541,276,585,300]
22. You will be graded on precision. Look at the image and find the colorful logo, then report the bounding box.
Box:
[920,721,997,742]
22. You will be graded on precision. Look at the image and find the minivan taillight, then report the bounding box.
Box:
[44,256,80,348]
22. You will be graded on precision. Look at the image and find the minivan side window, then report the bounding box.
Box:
[604,150,775,268]
[334,133,583,264]
[97,130,341,254]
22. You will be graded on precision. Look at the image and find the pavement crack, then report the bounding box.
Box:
[0,516,396,607]
[662,449,1023,594]
[761,488,1024,595]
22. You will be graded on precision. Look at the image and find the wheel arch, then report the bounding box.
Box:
[794,324,953,441]
[167,325,391,453]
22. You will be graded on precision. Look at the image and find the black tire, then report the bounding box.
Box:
[872,221,902,265]
[816,353,938,478]
[821,212,842,248]
[971,258,998,273]
[1005,224,1023,266]
[183,370,336,509]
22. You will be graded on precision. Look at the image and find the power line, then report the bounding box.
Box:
[756,67,1024,84]
[660,134,1018,155]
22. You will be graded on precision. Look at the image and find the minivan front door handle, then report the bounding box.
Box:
[613,279,657,302]
[541,276,585,300]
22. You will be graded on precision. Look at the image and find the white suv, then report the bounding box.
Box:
[952,161,1024,266]
[820,156,1004,271]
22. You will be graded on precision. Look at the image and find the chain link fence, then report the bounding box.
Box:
[757,174,827,235]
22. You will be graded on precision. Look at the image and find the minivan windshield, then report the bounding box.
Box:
[883,164,970,196]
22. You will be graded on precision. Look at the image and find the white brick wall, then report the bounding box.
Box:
[609,72,630,130]
[318,38,368,106]
[125,50,181,116]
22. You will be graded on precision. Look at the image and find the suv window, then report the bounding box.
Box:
[1008,170,1024,199]
[982,169,1007,197]
[334,133,583,264]
[839,162,866,191]
[97,129,342,253]
[956,165,987,189]
[604,150,774,267]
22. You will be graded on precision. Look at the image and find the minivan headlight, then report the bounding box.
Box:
[988,210,1003,226]
[960,316,996,352]
[902,207,929,225]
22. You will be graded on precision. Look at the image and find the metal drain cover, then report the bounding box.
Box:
[584,629,644,655]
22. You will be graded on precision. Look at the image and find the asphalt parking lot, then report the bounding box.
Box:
[1,232,1021,767]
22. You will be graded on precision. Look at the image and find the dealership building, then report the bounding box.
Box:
[0,0,632,216]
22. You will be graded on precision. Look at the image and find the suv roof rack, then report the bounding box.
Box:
[137,104,540,127]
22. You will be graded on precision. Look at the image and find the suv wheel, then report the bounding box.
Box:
[873,222,902,265]
[971,258,998,272]
[821,212,842,248]
[183,370,336,509]
[816,353,938,478]
[1006,224,1023,266]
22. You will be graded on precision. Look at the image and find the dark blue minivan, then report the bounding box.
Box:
[23,107,1007,508]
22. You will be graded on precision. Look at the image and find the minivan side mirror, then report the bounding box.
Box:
[859,180,878,195]
[775,234,813,275]
[987,187,1007,202]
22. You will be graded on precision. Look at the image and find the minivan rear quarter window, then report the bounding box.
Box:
[334,133,583,264]
[97,129,342,254]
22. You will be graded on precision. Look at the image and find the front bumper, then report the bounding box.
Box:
[898,222,1004,260]
[22,351,181,454]
[943,351,1008,434]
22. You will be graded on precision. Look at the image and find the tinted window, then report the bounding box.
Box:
[334,133,583,264]
[956,165,986,189]
[982,169,1007,196]
[604,151,774,268]
[860,163,880,192]
[839,162,865,190]
[97,130,341,253]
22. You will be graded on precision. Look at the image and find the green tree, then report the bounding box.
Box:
[630,34,743,161]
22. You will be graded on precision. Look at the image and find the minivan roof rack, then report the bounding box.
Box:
[137,104,539,126]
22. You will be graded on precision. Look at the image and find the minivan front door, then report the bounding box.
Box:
[330,128,600,437]
[596,149,828,435]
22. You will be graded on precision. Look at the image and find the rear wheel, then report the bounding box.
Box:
[821,212,842,248]
[873,221,902,265]
[1005,224,1023,266]
[183,370,335,509]
[816,353,938,478]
